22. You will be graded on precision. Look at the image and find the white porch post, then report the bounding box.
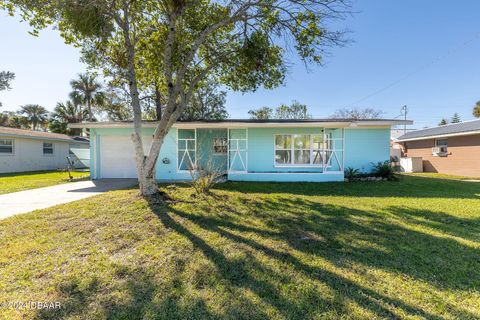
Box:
[227,128,230,172]
[246,128,249,172]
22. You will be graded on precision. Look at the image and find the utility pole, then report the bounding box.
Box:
[401,105,408,135]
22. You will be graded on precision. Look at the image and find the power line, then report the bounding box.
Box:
[347,31,480,106]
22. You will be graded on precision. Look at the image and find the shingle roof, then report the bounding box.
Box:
[0,127,89,143]
[397,119,480,141]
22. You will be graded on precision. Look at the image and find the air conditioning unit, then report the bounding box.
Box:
[432,146,448,157]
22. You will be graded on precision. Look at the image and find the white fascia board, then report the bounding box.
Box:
[0,133,87,144]
[397,130,480,142]
[173,122,352,128]
[69,120,411,129]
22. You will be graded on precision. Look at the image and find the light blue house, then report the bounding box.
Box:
[71,119,411,182]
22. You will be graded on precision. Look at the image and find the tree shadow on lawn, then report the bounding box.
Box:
[387,205,480,243]
[35,189,479,319]
[35,264,220,320]
[211,175,480,199]
[257,197,480,288]
[145,197,479,319]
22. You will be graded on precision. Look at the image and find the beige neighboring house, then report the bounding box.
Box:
[0,127,89,174]
[396,119,480,177]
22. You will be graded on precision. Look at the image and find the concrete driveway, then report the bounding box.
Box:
[0,179,137,219]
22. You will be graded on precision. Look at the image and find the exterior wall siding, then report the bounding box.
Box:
[0,136,72,173]
[403,134,480,177]
[90,126,392,181]
[247,127,325,173]
[344,128,391,173]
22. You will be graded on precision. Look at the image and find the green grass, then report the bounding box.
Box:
[402,172,479,181]
[0,175,479,319]
[0,171,90,194]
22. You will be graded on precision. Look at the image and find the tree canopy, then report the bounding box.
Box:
[330,107,384,120]
[70,73,105,121]
[249,101,311,119]
[19,104,49,130]
[0,70,15,107]
[180,77,228,121]
[49,100,87,135]
[473,101,480,118]
[438,118,448,126]
[451,112,461,123]
[3,0,350,195]
[248,107,273,120]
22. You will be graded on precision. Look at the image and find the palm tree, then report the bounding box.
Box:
[70,73,104,121]
[19,104,49,130]
[473,101,480,118]
[50,100,87,135]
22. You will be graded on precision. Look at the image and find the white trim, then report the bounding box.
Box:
[176,128,197,172]
[227,129,230,170]
[0,138,15,156]
[92,134,97,179]
[342,128,345,172]
[273,133,344,170]
[69,120,412,129]
[246,128,249,171]
[274,165,325,168]
[398,130,480,142]
[212,137,228,155]
[228,171,344,175]
[0,132,88,144]
[42,141,55,156]
[227,129,248,172]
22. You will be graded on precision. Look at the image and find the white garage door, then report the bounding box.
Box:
[100,135,152,178]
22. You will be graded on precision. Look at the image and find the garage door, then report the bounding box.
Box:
[100,135,152,178]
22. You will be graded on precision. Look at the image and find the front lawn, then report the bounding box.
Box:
[0,171,89,194]
[0,175,479,319]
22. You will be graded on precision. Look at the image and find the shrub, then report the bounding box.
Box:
[344,167,360,180]
[189,157,227,195]
[371,161,397,181]
[190,167,225,195]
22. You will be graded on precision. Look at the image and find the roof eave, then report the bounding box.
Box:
[0,132,89,144]
[397,130,480,142]
[69,119,412,129]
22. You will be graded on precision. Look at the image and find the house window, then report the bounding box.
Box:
[275,134,325,166]
[0,139,14,154]
[177,129,196,171]
[435,139,448,148]
[213,137,227,154]
[43,142,54,155]
[275,135,292,164]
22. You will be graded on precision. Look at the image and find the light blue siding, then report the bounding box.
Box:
[344,128,390,173]
[90,125,391,182]
[197,128,228,171]
[228,172,344,182]
[247,127,325,173]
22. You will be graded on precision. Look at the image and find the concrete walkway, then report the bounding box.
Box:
[0,179,137,219]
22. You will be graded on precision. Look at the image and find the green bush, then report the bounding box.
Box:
[371,161,397,181]
[344,167,360,180]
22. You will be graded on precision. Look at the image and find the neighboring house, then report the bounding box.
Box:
[70,119,411,182]
[390,129,416,160]
[397,119,480,177]
[0,127,89,173]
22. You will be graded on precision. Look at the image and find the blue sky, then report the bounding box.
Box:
[1,0,480,128]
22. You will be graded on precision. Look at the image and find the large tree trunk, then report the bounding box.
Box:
[155,85,162,120]
[118,8,158,197]
[138,166,157,196]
